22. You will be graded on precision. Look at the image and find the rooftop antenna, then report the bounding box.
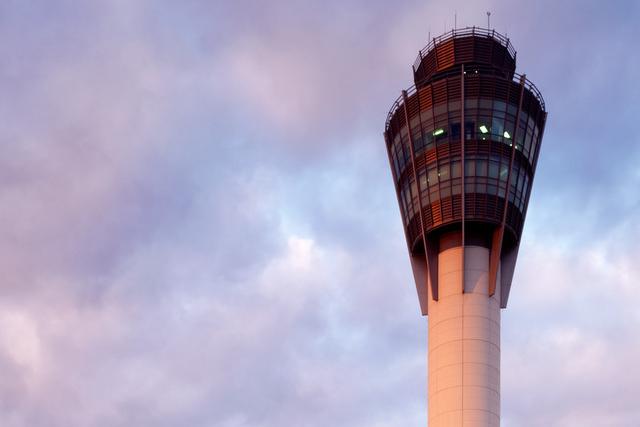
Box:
[455,11,457,29]
[487,11,491,29]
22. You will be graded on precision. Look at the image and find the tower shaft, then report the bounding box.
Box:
[428,244,500,427]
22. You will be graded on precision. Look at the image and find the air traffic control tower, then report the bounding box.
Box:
[383,28,547,427]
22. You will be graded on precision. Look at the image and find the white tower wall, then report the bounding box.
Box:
[427,246,501,427]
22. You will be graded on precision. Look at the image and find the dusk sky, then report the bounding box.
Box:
[1,0,640,426]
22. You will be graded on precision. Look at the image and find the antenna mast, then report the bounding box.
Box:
[487,11,491,29]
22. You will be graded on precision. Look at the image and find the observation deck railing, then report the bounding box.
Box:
[412,27,516,72]
[384,69,545,131]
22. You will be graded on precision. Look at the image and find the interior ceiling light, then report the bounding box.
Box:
[434,129,444,136]
[479,125,488,133]
[503,131,511,138]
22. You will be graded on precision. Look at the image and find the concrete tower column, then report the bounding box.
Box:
[427,245,501,427]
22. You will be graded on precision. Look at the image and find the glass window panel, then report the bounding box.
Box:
[410,176,417,199]
[480,99,493,109]
[476,183,487,193]
[395,145,404,170]
[420,109,433,123]
[489,160,499,179]
[476,159,488,176]
[449,100,461,111]
[509,164,519,188]
[500,163,509,182]
[530,137,538,161]
[413,134,423,155]
[423,129,435,150]
[465,98,478,109]
[516,124,526,146]
[491,117,504,141]
[465,159,476,177]
[409,114,421,129]
[403,136,412,160]
[402,183,409,211]
[434,103,447,116]
[504,119,515,142]
[403,150,411,168]
[494,101,507,112]
[450,122,461,141]
[439,163,450,181]
[393,154,400,178]
[434,124,448,145]
[419,170,427,192]
[441,186,451,198]
[428,166,438,185]
[518,169,525,192]
[452,160,462,178]
[465,182,475,193]
[465,121,476,140]
[488,184,498,195]
[507,103,518,116]
[524,131,533,154]
[524,129,533,154]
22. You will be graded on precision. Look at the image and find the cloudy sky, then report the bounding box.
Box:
[1,0,639,426]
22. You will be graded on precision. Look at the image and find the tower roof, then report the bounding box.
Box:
[413,27,517,85]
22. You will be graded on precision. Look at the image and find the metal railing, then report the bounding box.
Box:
[412,27,516,71]
[384,70,545,131]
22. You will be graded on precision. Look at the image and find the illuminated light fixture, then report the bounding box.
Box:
[434,129,444,136]
[503,131,511,138]
[479,125,488,133]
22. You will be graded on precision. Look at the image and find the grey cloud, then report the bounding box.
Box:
[1,0,640,426]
